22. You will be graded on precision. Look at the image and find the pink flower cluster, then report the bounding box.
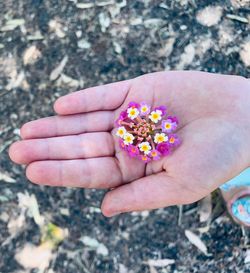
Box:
[115,101,181,163]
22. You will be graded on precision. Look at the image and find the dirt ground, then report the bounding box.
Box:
[0,1,250,272]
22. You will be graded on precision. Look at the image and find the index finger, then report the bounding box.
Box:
[54,80,131,115]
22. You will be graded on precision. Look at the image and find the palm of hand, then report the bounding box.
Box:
[9,71,250,216]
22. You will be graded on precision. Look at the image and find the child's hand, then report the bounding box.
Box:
[9,71,250,216]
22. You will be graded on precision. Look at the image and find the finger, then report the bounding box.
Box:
[101,173,199,217]
[26,158,122,188]
[20,111,114,139]
[9,132,114,164]
[54,80,131,115]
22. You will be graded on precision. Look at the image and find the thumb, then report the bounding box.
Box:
[101,172,198,217]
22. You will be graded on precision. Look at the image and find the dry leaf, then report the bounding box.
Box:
[77,39,91,49]
[143,259,175,267]
[198,194,212,222]
[8,213,26,237]
[49,19,66,38]
[119,264,129,273]
[76,3,95,9]
[57,73,80,88]
[81,236,109,256]
[240,41,250,67]
[23,45,41,65]
[245,250,250,264]
[1,19,25,32]
[17,191,44,226]
[0,172,15,183]
[149,265,158,273]
[27,31,44,41]
[226,14,249,24]
[15,243,54,270]
[99,12,111,32]
[50,56,68,81]
[6,71,26,90]
[185,230,210,256]
[230,0,250,8]
[175,43,195,69]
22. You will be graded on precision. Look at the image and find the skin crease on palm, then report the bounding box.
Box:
[9,71,250,217]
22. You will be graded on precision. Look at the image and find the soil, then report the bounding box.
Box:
[0,1,250,273]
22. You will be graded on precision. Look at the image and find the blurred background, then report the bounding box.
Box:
[0,0,250,272]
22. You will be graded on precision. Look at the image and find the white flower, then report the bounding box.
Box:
[127,107,139,119]
[123,133,135,145]
[154,133,168,144]
[116,126,127,138]
[149,110,162,123]
[138,141,151,155]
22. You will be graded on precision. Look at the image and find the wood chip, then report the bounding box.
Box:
[196,6,223,27]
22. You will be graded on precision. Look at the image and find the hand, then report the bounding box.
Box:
[9,71,250,216]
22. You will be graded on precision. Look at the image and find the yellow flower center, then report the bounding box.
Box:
[152,113,159,119]
[142,106,147,112]
[157,136,164,142]
[141,145,149,151]
[125,136,132,142]
[130,109,136,115]
[169,137,175,143]
[165,123,171,129]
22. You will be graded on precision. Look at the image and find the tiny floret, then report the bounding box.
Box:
[123,133,135,145]
[154,133,168,144]
[139,141,151,155]
[116,126,127,138]
[127,107,139,119]
[149,110,162,123]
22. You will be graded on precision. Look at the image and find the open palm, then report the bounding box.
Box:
[9,71,250,216]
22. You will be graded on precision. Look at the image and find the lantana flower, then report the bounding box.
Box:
[116,126,127,138]
[127,107,139,119]
[150,150,161,160]
[156,142,170,156]
[149,110,162,123]
[154,105,167,116]
[123,133,135,145]
[162,116,178,133]
[115,102,180,162]
[128,145,139,157]
[154,133,168,144]
[140,102,151,116]
[168,134,181,147]
[138,141,151,155]
[140,155,151,163]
